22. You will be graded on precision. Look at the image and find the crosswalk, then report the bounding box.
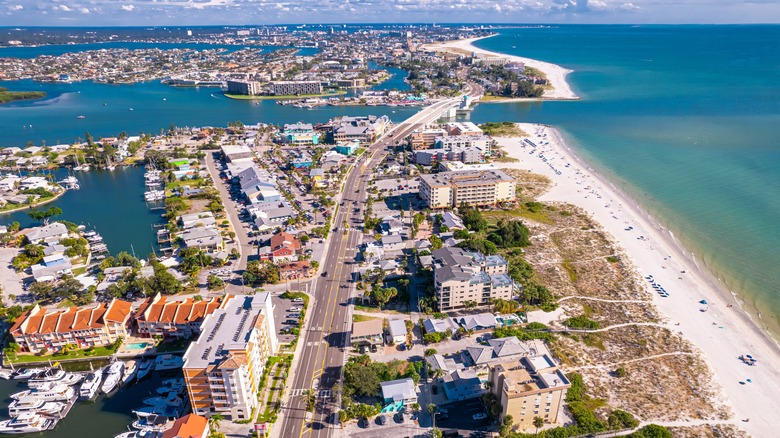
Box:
[289,389,332,398]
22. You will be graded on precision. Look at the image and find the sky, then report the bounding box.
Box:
[1,0,779,26]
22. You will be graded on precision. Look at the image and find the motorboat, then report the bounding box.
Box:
[131,415,168,431]
[132,403,180,419]
[115,430,162,438]
[155,378,185,395]
[122,360,138,384]
[144,190,165,202]
[27,368,65,386]
[101,361,125,394]
[154,355,183,371]
[143,391,183,408]
[79,370,102,400]
[8,398,65,417]
[11,384,75,402]
[12,369,39,380]
[0,413,55,434]
[0,370,14,380]
[136,360,154,380]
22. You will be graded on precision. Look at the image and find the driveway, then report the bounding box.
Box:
[0,247,25,305]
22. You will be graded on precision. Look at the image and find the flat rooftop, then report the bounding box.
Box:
[183,293,270,369]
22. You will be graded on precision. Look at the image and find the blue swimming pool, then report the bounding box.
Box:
[126,342,150,350]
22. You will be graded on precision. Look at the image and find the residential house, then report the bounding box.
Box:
[441,369,486,401]
[350,319,384,346]
[279,261,314,280]
[24,222,69,244]
[380,378,418,406]
[386,319,407,345]
[259,231,301,263]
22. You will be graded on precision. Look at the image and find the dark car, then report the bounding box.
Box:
[358,418,369,429]
[321,271,328,277]
[432,385,438,395]
[378,415,388,425]
[395,413,405,423]
[283,320,298,325]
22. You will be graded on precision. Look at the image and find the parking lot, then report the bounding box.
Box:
[340,409,427,438]
[435,398,489,432]
[272,294,304,344]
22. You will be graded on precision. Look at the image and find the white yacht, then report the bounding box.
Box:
[136,360,154,380]
[12,368,40,380]
[79,370,102,400]
[8,398,65,417]
[11,384,74,402]
[155,378,185,395]
[0,413,55,434]
[115,430,162,438]
[131,415,167,431]
[121,360,138,385]
[0,370,14,380]
[101,362,125,394]
[144,190,165,202]
[154,355,184,371]
[29,369,82,388]
[143,392,183,408]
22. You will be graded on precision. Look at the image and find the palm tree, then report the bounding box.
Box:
[427,403,438,429]
[303,389,316,412]
[208,413,223,433]
[533,416,544,435]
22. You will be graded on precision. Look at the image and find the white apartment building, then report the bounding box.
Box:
[183,293,278,420]
[431,247,514,311]
[419,169,516,209]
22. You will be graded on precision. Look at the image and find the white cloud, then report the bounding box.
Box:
[121,4,135,11]
[8,5,23,11]
[79,7,90,13]
[54,4,73,11]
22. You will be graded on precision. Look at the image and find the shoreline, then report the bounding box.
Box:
[496,124,780,435]
[0,187,66,217]
[421,35,579,100]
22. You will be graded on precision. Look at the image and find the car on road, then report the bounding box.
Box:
[472,413,487,421]
[322,271,328,277]
[432,385,438,394]
[358,418,369,429]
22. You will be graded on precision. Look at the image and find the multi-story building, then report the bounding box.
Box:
[134,293,225,339]
[488,355,571,431]
[183,293,278,420]
[10,299,133,353]
[331,115,390,144]
[418,169,516,209]
[444,122,483,136]
[431,247,513,311]
[270,81,322,96]
[279,123,321,145]
[414,148,483,166]
[226,80,264,96]
[409,128,447,150]
[434,135,492,156]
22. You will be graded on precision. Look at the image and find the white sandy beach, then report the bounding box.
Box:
[422,36,578,100]
[496,124,780,435]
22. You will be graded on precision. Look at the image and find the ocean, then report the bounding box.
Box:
[468,25,780,335]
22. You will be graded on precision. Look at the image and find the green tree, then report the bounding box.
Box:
[499,415,514,437]
[428,403,438,429]
[533,416,544,434]
[371,286,398,309]
[627,424,672,438]
[614,367,627,378]
[28,206,63,223]
[303,389,316,412]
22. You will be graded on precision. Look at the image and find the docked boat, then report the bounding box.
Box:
[155,378,185,395]
[136,360,155,380]
[101,361,125,394]
[79,370,102,400]
[122,360,138,385]
[154,355,183,372]
[132,403,180,420]
[0,413,56,434]
[58,176,80,190]
[115,430,162,438]
[8,398,65,417]
[143,392,183,408]
[144,190,165,202]
[131,415,168,431]
[29,369,82,388]
[11,384,74,402]
[12,368,40,380]
[0,370,13,380]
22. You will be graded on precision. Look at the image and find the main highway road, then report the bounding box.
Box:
[275,86,478,438]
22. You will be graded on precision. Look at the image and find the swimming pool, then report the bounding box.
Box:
[126,342,150,350]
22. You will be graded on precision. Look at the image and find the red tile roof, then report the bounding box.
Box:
[161,413,208,438]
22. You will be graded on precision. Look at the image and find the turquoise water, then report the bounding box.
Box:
[0,166,162,257]
[469,25,780,334]
[125,342,150,350]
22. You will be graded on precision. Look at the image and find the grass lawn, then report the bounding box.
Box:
[8,345,118,364]
[352,314,378,323]
[155,337,193,353]
[165,177,205,192]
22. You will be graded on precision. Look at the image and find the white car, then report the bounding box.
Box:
[472,413,487,421]
[290,307,303,312]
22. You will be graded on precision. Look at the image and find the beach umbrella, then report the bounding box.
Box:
[699,299,707,304]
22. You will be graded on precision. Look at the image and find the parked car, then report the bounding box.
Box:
[290,307,303,312]
[358,418,369,428]
[472,413,487,421]
[378,415,387,425]
[284,320,298,325]
[292,298,304,303]
[432,385,438,395]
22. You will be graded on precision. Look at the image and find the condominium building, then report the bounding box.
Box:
[414,148,483,166]
[434,135,492,155]
[279,123,321,145]
[134,293,225,339]
[418,169,516,209]
[183,293,278,420]
[444,122,483,136]
[226,80,264,96]
[9,299,133,353]
[488,355,571,431]
[409,128,447,150]
[431,247,514,311]
[270,81,322,96]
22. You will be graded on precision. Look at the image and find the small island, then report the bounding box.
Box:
[0,86,46,104]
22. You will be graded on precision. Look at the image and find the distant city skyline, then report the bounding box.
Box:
[1,0,780,26]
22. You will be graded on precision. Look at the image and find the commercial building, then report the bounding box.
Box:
[279,123,321,145]
[350,319,384,347]
[414,148,483,166]
[221,145,254,163]
[488,355,571,431]
[331,115,390,144]
[444,122,483,136]
[10,300,133,353]
[431,247,514,311]
[183,293,278,420]
[270,81,322,96]
[134,293,225,339]
[418,169,516,209]
[227,80,264,96]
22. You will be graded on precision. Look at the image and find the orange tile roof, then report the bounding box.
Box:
[160,302,177,323]
[39,312,60,334]
[161,413,208,438]
[271,231,301,252]
[22,306,47,335]
[9,307,36,335]
[104,299,132,323]
[56,307,77,332]
[90,305,108,328]
[145,296,168,322]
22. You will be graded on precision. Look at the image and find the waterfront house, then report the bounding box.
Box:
[179,227,223,251]
[23,222,69,245]
[10,299,132,353]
